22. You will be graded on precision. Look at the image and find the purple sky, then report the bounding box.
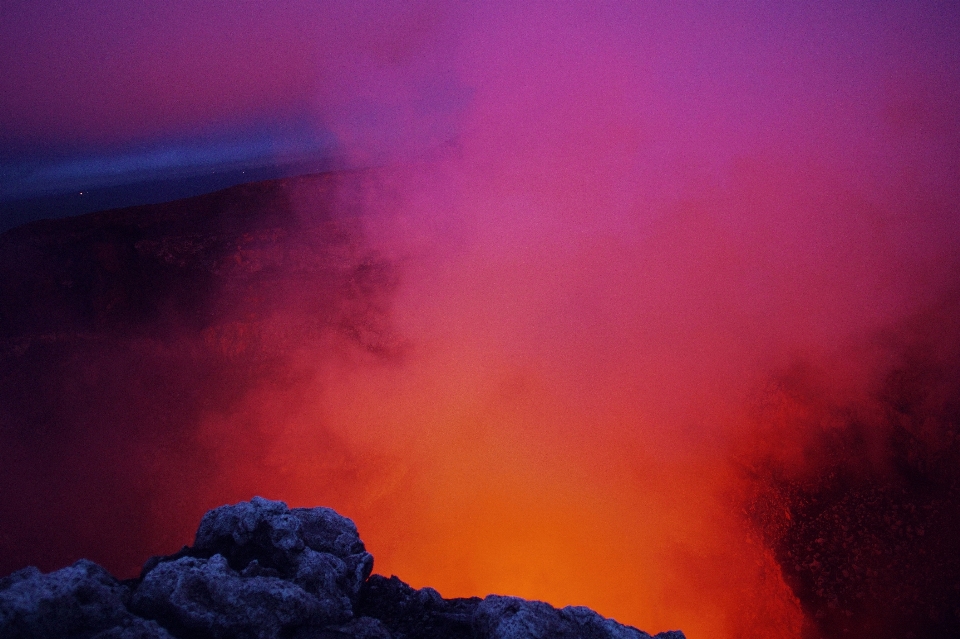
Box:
[2,1,957,207]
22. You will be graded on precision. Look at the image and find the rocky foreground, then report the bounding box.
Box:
[0,497,685,639]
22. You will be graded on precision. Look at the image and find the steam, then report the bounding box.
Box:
[2,2,960,639]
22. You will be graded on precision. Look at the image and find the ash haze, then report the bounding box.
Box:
[1,2,960,639]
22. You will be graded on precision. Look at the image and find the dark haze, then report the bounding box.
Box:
[0,172,400,576]
[739,288,960,638]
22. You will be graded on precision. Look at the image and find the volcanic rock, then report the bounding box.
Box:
[0,560,173,639]
[0,497,686,639]
[474,597,686,639]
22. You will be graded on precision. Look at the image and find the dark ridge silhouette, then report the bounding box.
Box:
[0,156,344,233]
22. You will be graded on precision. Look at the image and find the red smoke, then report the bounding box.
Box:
[2,2,960,639]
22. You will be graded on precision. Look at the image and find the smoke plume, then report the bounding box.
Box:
[2,2,960,638]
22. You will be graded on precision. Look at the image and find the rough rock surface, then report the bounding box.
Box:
[0,560,173,639]
[1,497,685,639]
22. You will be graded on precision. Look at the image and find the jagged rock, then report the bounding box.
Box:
[130,497,372,637]
[1,498,686,639]
[357,574,479,639]
[189,496,373,605]
[89,619,175,639]
[130,554,327,639]
[292,616,393,639]
[0,560,172,639]
[472,596,680,639]
[355,576,685,639]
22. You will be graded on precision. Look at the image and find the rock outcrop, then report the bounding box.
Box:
[1,497,685,639]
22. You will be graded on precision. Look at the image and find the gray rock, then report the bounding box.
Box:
[292,616,393,639]
[473,595,684,639]
[474,596,580,639]
[90,617,175,639]
[189,496,373,604]
[336,616,393,639]
[291,507,373,602]
[294,547,352,610]
[0,559,173,639]
[2,500,686,639]
[192,497,304,574]
[0,567,42,592]
[560,605,653,639]
[131,553,336,639]
[356,574,479,639]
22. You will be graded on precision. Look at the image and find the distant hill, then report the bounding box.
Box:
[0,157,343,233]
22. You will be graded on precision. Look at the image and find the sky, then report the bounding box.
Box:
[0,0,468,214]
[3,0,956,209]
[2,2,960,638]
